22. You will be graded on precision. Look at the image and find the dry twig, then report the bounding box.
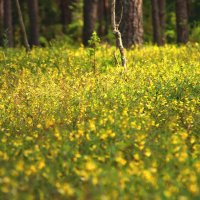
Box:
[111,0,127,71]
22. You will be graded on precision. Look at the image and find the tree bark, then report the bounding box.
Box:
[176,0,189,44]
[16,0,30,51]
[120,0,143,48]
[104,0,110,36]
[27,0,40,46]
[151,0,166,45]
[3,0,13,47]
[111,0,127,70]
[158,0,165,44]
[97,0,109,37]
[151,0,161,45]
[98,0,104,37]
[83,0,98,46]
[0,0,3,45]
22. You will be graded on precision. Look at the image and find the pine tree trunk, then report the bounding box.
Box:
[158,0,165,45]
[0,0,3,45]
[3,0,13,47]
[104,0,109,36]
[176,0,189,44]
[98,0,109,37]
[151,0,161,45]
[83,0,98,46]
[28,0,40,46]
[98,0,104,37]
[120,0,143,48]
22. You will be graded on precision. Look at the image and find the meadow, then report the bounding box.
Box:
[0,43,200,200]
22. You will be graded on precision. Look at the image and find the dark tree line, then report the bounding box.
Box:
[0,0,198,49]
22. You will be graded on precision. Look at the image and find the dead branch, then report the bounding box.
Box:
[111,0,127,71]
[16,0,30,52]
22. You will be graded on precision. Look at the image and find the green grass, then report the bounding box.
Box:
[0,43,200,200]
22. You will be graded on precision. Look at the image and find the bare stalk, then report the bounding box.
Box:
[15,0,30,52]
[111,0,127,71]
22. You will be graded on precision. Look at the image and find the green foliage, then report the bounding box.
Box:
[88,32,101,73]
[166,12,176,43]
[190,23,200,42]
[143,0,152,43]
[39,36,48,47]
[67,1,83,42]
[88,32,100,48]
[67,19,83,42]
[1,30,9,48]
[0,44,200,199]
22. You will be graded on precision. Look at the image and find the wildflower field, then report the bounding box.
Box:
[0,43,200,200]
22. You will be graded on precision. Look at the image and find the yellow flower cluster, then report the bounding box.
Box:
[0,44,199,199]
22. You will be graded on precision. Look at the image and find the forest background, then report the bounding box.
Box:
[0,0,200,49]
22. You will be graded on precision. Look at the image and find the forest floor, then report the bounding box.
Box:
[0,44,200,199]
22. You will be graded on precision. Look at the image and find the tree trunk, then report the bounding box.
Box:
[16,0,30,51]
[83,0,98,46]
[120,0,143,48]
[0,0,3,45]
[59,0,72,34]
[151,0,166,45]
[98,0,109,37]
[98,0,104,37]
[27,0,40,46]
[104,0,110,36]
[158,0,165,44]
[3,0,13,47]
[176,0,189,44]
[151,0,161,45]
